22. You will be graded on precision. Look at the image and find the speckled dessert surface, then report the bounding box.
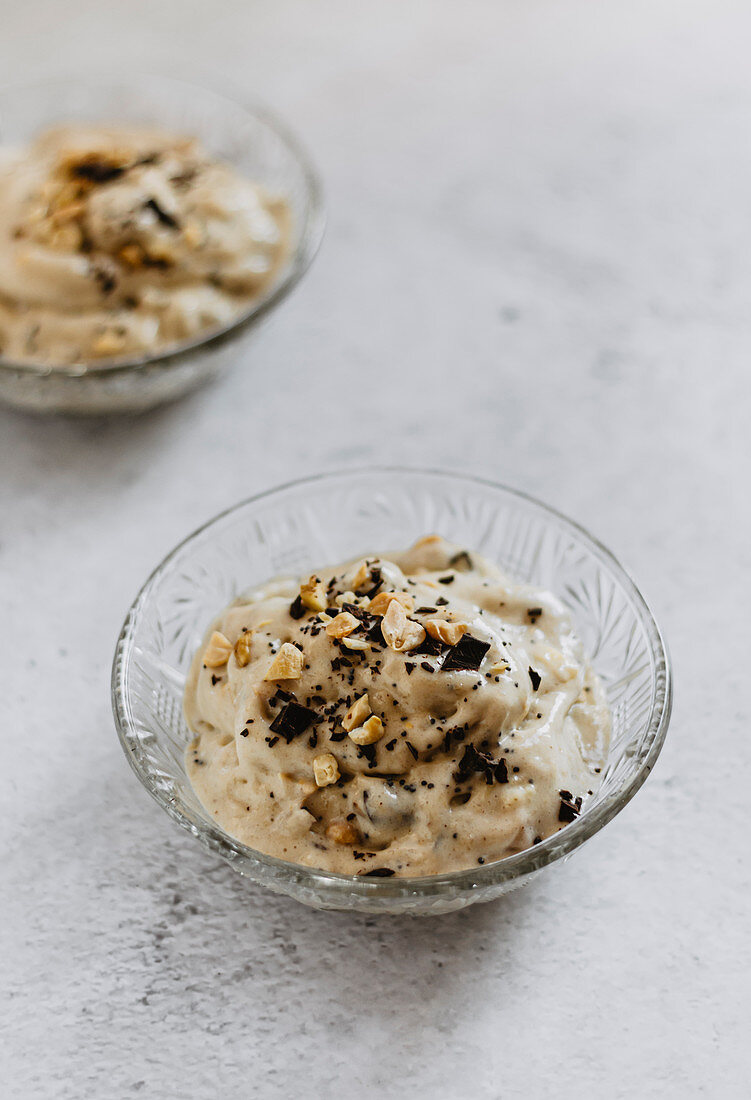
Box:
[2,2,749,1099]
[185,537,609,874]
[0,124,289,365]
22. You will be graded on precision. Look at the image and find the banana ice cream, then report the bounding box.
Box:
[0,124,290,365]
[184,536,611,877]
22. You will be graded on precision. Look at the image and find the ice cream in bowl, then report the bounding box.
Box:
[112,469,671,914]
[0,75,323,414]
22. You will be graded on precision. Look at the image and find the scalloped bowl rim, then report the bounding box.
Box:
[112,467,673,898]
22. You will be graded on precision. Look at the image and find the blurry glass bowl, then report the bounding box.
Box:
[0,74,324,415]
[112,469,672,915]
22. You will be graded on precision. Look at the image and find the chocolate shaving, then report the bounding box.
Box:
[437,574,454,585]
[528,667,541,691]
[144,196,179,229]
[441,635,490,672]
[455,743,509,785]
[405,741,418,760]
[356,567,383,599]
[362,868,395,877]
[289,595,305,619]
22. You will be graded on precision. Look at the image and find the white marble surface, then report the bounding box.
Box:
[2,2,749,1097]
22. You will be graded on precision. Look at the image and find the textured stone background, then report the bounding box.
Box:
[2,2,748,1097]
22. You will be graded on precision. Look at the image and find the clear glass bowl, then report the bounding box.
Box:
[112,469,672,915]
[0,74,324,415]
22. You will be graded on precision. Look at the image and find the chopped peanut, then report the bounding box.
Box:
[326,819,361,844]
[351,561,371,590]
[234,630,253,668]
[348,715,385,745]
[300,576,327,612]
[313,754,340,787]
[263,642,303,680]
[424,618,468,646]
[342,693,371,731]
[368,590,414,616]
[203,631,233,667]
[325,612,360,639]
[341,637,370,651]
[380,600,426,653]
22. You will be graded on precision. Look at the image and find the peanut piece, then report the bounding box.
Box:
[380,600,426,653]
[326,819,361,844]
[203,631,233,667]
[348,715,385,745]
[325,612,360,639]
[300,576,327,612]
[424,618,468,646]
[264,642,303,680]
[313,754,340,787]
[342,693,371,732]
[368,590,414,616]
[234,630,253,668]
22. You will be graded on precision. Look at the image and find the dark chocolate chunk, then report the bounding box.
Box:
[362,868,395,877]
[435,596,449,607]
[70,158,125,183]
[441,635,490,672]
[269,701,320,743]
[527,607,543,622]
[415,607,438,615]
[455,743,508,786]
[413,634,444,657]
[289,595,306,620]
[404,662,415,676]
[528,667,541,691]
[558,790,583,823]
[437,574,455,585]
